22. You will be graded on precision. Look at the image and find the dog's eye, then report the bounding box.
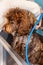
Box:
[11,22,14,24]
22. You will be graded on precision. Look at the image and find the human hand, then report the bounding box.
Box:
[36,20,42,29]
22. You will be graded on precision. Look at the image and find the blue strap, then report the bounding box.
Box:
[26,13,43,65]
[36,29,43,36]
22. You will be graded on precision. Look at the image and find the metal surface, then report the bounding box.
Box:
[0,36,27,65]
[0,43,3,65]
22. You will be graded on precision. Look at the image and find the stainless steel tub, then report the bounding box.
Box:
[0,36,27,65]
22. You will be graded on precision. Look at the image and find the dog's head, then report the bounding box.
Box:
[3,8,36,35]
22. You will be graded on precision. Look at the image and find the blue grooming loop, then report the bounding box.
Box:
[26,13,43,65]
